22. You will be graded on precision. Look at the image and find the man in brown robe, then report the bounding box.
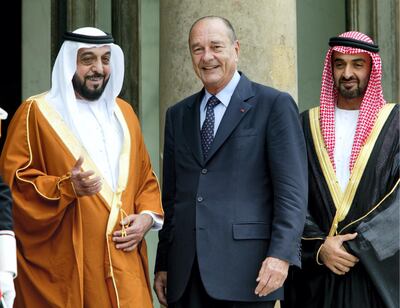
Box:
[0,27,163,308]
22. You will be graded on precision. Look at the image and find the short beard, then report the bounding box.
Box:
[338,84,363,99]
[72,73,109,101]
[336,77,366,99]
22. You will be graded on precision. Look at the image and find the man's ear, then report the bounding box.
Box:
[234,40,240,62]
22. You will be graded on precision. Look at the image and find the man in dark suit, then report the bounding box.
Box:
[154,16,308,308]
[0,176,15,308]
[0,109,16,308]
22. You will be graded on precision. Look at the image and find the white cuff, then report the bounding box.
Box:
[0,233,17,277]
[140,211,164,231]
[0,271,15,308]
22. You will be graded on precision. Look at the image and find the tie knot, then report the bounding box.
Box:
[207,95,220,109]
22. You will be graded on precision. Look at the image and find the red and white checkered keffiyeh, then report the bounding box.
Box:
[319,31,386,171]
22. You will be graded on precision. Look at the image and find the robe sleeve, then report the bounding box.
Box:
[301,212,326,266]
[0,101,78,233]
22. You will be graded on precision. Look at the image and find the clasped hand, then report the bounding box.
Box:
[319,233,359,275]
[113,214,153,252]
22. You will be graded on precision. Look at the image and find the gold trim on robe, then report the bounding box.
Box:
[309,104,396,236]
[0,92,162,308]
[339,178,400,234]
[33,93,133,308]
[15,99,61,201]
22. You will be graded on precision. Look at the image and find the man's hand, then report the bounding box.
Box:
[154,271,168,307]
[71,156,102,196]
[254,257,289,297]
[113,214,153,252]
[319,233,359,275]
[0,271,15,308]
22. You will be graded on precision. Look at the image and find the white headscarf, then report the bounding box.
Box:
[45,27,124,138]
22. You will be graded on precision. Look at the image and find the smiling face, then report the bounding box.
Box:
[189,18,239,95]
[332,51,372,109]
[73,45,111,101]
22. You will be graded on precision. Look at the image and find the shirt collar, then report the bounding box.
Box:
[202,71,241,109]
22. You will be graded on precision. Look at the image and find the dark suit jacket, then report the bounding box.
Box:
[155,73,308,303]
[0,176,12,230]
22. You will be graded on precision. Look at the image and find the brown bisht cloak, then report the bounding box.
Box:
[0,94,164,308]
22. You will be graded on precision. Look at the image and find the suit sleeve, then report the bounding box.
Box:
[0,176,12,231]
[0,176,17,275]
[155,107,176,272]
[0,176,17,276]
[265,93,308,267]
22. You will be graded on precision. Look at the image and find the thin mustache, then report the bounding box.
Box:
[340,77,357,82]
[86,74,105,79]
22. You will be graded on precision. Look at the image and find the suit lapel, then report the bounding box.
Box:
[183,91,204,165]
[205,75,255,163]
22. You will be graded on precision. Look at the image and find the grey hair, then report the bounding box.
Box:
[188,16,237,44]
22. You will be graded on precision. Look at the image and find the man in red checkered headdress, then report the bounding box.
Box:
[283,31,399,308]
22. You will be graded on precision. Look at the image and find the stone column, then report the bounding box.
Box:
[346,0,399,104]
[112,0,140,112]
[159,0,298,154]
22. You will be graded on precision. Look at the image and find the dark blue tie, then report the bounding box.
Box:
[201,95,220,159]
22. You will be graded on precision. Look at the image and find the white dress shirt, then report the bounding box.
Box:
[200,71,241,135]
[334,107,359,192]
[75,99,162,230]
